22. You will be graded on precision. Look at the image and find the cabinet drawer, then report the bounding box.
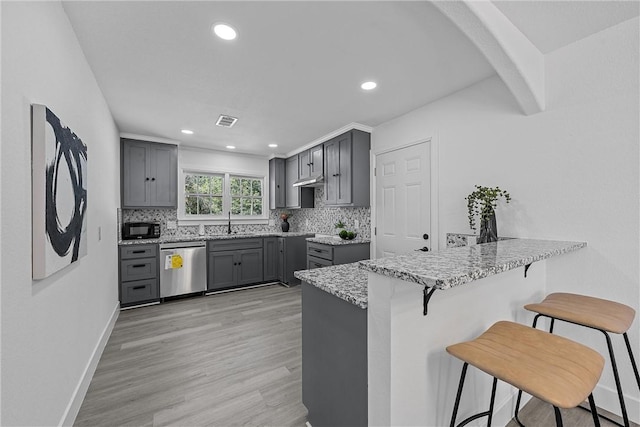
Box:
[121,258,157,282]
[307,242,333,261]
[209,238,263,252]
[120,244,157,259]
[121,279,158,304]
[307,255,333,269]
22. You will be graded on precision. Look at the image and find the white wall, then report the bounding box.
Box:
[372,17,639,419]
[1,2,121,426]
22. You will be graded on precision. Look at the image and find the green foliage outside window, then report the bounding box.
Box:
[185,174,224,215]
[230,176,263,216]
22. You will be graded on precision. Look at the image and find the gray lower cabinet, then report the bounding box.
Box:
[302,282,367,427]
[208,239,264,290]
[307,241,370,269]
[263,237,279,282]
[278,235,310,285]
[118,244,160,307]
[121,138,178,209]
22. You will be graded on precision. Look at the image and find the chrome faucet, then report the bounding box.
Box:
[227,211,232,234]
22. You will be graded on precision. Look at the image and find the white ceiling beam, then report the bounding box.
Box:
[433,1,545,115]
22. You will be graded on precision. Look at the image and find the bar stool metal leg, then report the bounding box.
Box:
[553,406,563,427]
[602,330,630,427]
[588,393,601,427]
[622,332,640,390]
[450,362,499,427]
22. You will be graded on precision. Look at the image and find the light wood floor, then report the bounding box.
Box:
[76,284,637,427]
[75,284,308,427]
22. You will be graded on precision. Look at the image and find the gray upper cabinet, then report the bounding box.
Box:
[285,155,314,209]
[324,130,370,207]
[269,158,286,209]
[299,144,323,179]
[122,138,177,208]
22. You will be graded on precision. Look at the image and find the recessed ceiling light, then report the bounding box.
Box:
[212,23,237,41]
[361,81,377,90]
[181,129,194,135]
[226,145,236,150]
[268,144,278,148]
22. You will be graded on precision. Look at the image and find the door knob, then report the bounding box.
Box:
[416,246,429,252]
[423,234,429,240]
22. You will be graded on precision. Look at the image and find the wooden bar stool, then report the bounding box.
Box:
[447,321,605,427]
[521,293,639,427]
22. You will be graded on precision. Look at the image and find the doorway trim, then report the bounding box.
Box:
[371,137,439,259]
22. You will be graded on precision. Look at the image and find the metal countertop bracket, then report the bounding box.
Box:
[524,263,532,278]
[423,287,437,316]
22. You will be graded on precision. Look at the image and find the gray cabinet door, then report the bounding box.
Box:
[237,249,264,285]
[309,144,324,177]
[324,130,370,207]
[299,150,311,179]
[269,158,286,209]
[208,251,237,290]
[263,237,279,282]
[122,140,150,207]
[149,143,177,207]
[285,155,299,208]
[122,138,177,208]
[277,238,286,283]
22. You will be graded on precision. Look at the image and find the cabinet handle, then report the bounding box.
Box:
[132,250,145,254]
[238,262,242,265]
[314,263,322,268]
[332,173,340,177]
[145,177,150,181]
[131,264,146,268]
[313,249,322,253]
[132,285,146,290]
[151,177,156,181]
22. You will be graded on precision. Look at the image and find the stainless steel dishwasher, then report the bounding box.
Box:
[159,241,207,298]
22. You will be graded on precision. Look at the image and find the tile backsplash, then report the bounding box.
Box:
[120,187,371,239]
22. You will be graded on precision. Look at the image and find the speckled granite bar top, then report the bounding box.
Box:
[295,263,368,309]
[359,239,586,290]
[306,236,371,246]
[119,232,314,245]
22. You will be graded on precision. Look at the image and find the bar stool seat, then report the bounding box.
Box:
[447,321,604,427]
[524,292,635,334]
[524,292,639,427]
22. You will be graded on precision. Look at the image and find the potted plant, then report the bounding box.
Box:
[280,212,291,232]
[466,185,511,244]
[334,220,346,236]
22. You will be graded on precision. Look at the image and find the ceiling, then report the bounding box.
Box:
[62,1,639,157]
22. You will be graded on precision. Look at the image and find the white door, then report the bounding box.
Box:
[375,142,431,258]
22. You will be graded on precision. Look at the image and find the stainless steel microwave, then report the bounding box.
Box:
[122,222,160,240]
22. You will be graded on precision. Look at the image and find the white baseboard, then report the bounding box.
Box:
[58,302,120,427]
[594,382,640,424]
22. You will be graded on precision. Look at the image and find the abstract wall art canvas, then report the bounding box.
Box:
[32,104,88,280]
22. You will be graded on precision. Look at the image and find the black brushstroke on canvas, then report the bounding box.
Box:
[45,108,87,262]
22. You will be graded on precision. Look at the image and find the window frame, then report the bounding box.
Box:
[178,168,268,224]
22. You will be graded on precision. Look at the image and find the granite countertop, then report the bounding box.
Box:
[359,238,586,290]
[306,236,371,246]
[119,232,314,245]
[294,263,368,309]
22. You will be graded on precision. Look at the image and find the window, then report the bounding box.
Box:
[184,174,224,215]
[182,171,265,219]
[230,176,263,216]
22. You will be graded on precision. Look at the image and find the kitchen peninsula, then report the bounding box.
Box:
[296,238,586,427]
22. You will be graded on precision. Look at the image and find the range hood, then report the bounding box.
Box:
[292,175,324,187]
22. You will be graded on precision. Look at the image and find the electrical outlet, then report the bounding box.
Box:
[306,219,309,228]
[354,220,359,229]
[269,219,275,226]
[166,220,177,230]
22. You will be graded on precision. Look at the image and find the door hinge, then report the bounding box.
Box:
[374,227,377,236]
[374,167,376,177]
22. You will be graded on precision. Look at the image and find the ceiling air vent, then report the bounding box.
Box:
[216,115,238,128]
